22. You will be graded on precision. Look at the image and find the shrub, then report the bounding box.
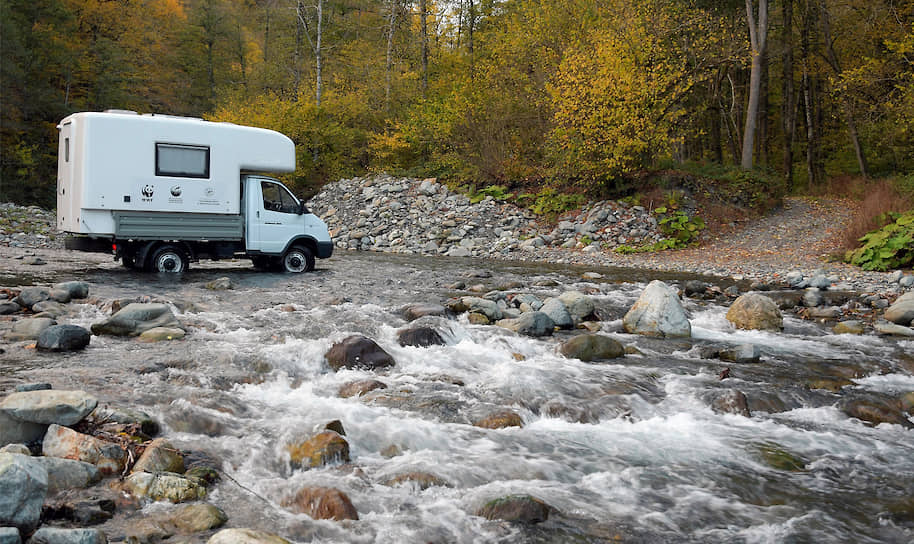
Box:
[845,210,914,271]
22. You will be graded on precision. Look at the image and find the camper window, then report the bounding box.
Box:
[261,181,299,213]
[156,143,210,178]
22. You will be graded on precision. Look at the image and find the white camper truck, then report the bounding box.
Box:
[56,111,332,273]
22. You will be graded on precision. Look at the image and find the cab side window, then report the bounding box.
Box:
[261,181,298,213]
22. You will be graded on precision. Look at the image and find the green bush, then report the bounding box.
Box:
[655,207,705,247]
[846,210,914,271]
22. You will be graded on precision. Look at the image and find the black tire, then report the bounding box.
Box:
[281,245,314,273]
[149,244,189,273]
[251,255,272,270]
[121,252,137,269]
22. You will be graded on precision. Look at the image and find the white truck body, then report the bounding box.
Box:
[57,111,332,273]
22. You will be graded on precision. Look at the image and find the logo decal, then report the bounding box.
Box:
[170,185,182,197]
[142,185,155,198]
[204,187,215,197]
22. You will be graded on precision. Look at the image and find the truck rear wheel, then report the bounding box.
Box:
[281,246,314,273]
[150,244,189,273]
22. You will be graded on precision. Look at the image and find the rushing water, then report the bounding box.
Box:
[4,251,913,543]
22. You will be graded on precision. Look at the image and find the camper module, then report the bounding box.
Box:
[56,111,332,273]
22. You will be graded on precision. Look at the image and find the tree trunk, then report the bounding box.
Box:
[315,0,322,108]
[800,1,824,189]
[385,0,397,119]
[420,0,428,96]
[741,0,769,170]
[781,0,796,190]
[710,70,724,163]
[759,48,769,165]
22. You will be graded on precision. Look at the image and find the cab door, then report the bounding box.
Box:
[245,176,304,254]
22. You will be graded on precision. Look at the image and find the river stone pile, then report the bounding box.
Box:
[0,202,62,249]
[307,175,664,257]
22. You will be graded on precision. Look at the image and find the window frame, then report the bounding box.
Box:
[155,143,210,179]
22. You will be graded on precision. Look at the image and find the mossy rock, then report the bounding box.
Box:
[757,444,806,472]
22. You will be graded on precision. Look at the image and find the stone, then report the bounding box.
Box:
[834,320,864,334]
[325,335,395,371]
[0,453,47,533]
[474,410,523,429]
[802,289,823,307]
[287,431,350,468]
[805,306,841,318]
[726,293,783,331]
[623,280,691,338]
[338,379,387,398]
[884,292,914,325]
[137,327,186,342]
[14,287,50,309]
[26,528,107,544]
[283,486,359,521]
[719,344,761,364]
[557,291,595,322]
[457,297,503,321]
[841,398,913,428]
[42,424,127,476]
[204,277,233,290]
[4,317,56,341]
[131,438,185,474]
[0,528,20,544]
[540,298,573,329]
[15,384,51,393]
[874,321,914,337]
[396,327,445,347]
[207,528,291,544]
[0,411,47,446]
[495,312,555,337]
[0,444,30,455]
[123,471,206,503]
[683,280,711,298]
[400,303,448,321]
[31,301,68,317]
[383,472,449,490]
[711,390,751,417]
[0,390,98,426]
[0,302,20,315]
[53,281,90,300]
[170,503,228,533]
[559,334,624,362]
[90,303,181,337]
[476,495,550,524]
[36,325,91,352]
[32,457,101,494]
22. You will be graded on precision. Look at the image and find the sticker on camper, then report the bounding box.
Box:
[142,185,155,202]
[168,185,183,204]
[170,185,182,197]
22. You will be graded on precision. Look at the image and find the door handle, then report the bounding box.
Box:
[256,211,260,218]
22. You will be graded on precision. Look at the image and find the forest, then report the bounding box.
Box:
[1,0,913,209]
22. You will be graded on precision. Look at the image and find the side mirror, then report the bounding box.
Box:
[298,201,309,215]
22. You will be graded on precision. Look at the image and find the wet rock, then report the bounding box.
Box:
[622,280,691,338]
[32,457,101,494]
[901,392,914,414]
[559,334,624,362]
[807,379,853,392]
[683,280,711,298]
[456,297,503,321]
[131,438,184,474]
[90,303,181,337]
[884,292,914,325]
[0,443,30,455]
[758,444,806,472]
[495,312,555,337]
[0,453,47,533]
[15,384,52,393]
[474,410,523,429]
[467,312,490,325]
[14,287,50,309]
[0,301,20,315]
[163,404,224,436]
[325,335,396,371]
[89,407,160,437]
[324,420,346,436]
[397,327,445,347]
[540,298,573,329]
[27,528,107,544]
[0,411,47,446]
[42,424,127,476]
[207,528,291,544]
[726,293,783,331]
[137,327,186,342]
[874,320,914,337]
[31,300,68,318]
[42,497,114,525]
[171,503,228,532]
[287,430,350,468]
[338,379,387,398]
[383,471,449,490]
[204,277,233,290]
[123,471,206,503]
[804,306,841,319]
[841,398,913,428]
[400,303,448,321]
[0,527,20,543]
[4,317,57,341]
[711,390,751,417]
[283,486,358,521]
[0,390,97,426]
[834,320,864,334]
[36,325,91,352]
[476,495,550,524]
[719,344,761,364]
[764,291,804,310]
[54,281,90,300]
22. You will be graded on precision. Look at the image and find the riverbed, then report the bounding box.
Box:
[2,251,913,543]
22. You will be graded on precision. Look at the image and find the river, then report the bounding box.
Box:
[3,251,913,543]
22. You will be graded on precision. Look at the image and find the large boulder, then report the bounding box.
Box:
[287,431,350,468]
[0,527,20,543]
[4,317,57,341]
[36,325,91,352]
[0,410,47,446]
[123,471,206,503]
[131,438,184,474]
[207,528,290,544]
[325,335,395,371]
[622,280,691,338]
[885,292,914,325]
[0,390,97,427]
[476,495,550,524]
[560,334,624,362]
[726,293,783,331]
[540,298,573,329]
[0,453,48,534]
[90,303,181,337]
[495,312,555,337]
[42,424,127,476]
[283,486,359,521]
[557,291,595,323]
[32,456,102,494]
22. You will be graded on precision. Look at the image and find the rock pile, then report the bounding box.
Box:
[0,203,62,249]
[307,175,665,257]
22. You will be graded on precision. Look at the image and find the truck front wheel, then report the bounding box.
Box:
[281,246,314,273]
[150,245,189,273]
